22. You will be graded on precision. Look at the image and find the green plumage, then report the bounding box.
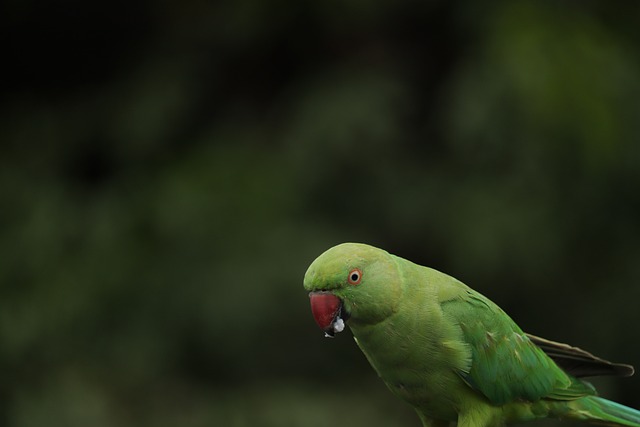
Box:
[303,243,639,427]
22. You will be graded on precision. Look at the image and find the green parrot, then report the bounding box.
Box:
[303,243,640,427]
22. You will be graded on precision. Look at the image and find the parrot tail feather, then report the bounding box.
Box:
[565,396,640,427]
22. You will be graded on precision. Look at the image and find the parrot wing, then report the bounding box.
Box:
[526,333,635,378]
[441,289,597,406]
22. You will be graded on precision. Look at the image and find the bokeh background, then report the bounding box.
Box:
[2,1,640,426]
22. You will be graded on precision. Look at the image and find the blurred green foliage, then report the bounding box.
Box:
[2,1,640,426]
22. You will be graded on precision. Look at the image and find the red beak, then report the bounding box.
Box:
[309,292,343,336]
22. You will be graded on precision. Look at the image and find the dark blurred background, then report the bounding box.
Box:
[2,1,640,426]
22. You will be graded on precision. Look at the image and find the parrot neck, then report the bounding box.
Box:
[349,313,462,422]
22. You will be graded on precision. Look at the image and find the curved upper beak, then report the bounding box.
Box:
[309,291,348,337]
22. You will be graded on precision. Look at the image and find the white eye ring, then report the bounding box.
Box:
[347,269,362,285]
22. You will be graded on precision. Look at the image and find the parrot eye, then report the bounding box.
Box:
[347,268,362,285]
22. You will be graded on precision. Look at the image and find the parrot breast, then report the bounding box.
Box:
[309,292,348,337]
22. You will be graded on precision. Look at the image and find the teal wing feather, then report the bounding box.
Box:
[442,289,596,405]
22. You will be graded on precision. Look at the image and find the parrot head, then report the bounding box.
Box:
[303,243,402,337]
